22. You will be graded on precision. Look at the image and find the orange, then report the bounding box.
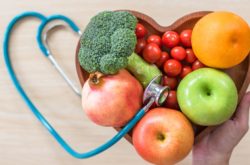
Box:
[191,11,250,68]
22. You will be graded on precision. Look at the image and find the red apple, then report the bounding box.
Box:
[82,69,143,127]
[132,108,194,165]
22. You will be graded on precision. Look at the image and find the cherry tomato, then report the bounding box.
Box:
[135,23,147,38]
[192,59,205,70]
[180,66,192,78]
[143,43,162,63]
[185,48,197,63]
[164,90,179,109]
[163,59,182,77]
[147,34,162,46]
[163,76,178,89]
[135,39,147,54]
[162,31,180,48]
[155,51,170,67]
[180,29,192,47]
[170,46,186,61]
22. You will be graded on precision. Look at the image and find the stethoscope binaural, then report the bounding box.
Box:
[3,11,169,159]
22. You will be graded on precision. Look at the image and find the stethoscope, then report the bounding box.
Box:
[3,11,169,159]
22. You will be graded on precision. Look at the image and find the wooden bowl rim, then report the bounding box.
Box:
[123,10,212,33]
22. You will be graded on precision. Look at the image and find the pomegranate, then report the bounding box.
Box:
[82,69,143,127]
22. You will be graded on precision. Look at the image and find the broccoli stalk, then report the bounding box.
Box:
[127,52,161,87]
[78,11,162,88]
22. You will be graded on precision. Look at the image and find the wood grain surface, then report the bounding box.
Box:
[0,1,249,165]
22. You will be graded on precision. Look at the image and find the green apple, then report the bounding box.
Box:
[177,68,238,126]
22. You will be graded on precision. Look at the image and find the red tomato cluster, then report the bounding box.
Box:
[135,23,206,109]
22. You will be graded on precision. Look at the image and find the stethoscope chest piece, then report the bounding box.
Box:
[143,75,170,106]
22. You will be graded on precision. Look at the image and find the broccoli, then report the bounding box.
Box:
[78,11,161,87]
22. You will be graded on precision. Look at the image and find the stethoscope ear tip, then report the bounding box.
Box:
[78,30,83,36]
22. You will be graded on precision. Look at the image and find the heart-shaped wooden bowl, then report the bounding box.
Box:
[75,10,250,143]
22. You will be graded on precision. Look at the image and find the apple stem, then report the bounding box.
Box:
[157,133,166,141]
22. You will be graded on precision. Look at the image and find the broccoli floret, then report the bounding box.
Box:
[79,11,137,74]
[112,11,138,30]
[81,11,114,42]
[78,10,162,87]
[100,54,128,74]
[111,28,136,57]
[78,47,100,73]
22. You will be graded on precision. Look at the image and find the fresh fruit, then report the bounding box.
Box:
[163,76,178,90]
[82,69,143,127]
[162,31,180,48]
[171,46,187,61]
[177,68,238,126]
[155,51,169,67]
[147,34,162,46]
[135,23,147,38]
[192,11,250,68]
[164,90,179,109]
[163,59,182,77]
[132,108,194,165]
[135,38,147,54]
[185,48,197,63]
[180,29,192,47]
[143,43,162,63]
[192,59,205,70]
[180,66,192,78]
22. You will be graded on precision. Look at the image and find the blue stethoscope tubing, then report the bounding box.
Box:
[3,11,147,159]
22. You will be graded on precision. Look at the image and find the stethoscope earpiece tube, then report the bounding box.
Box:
[37,14,82,56]
[37,14,82,96]
[3,11,159,159]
